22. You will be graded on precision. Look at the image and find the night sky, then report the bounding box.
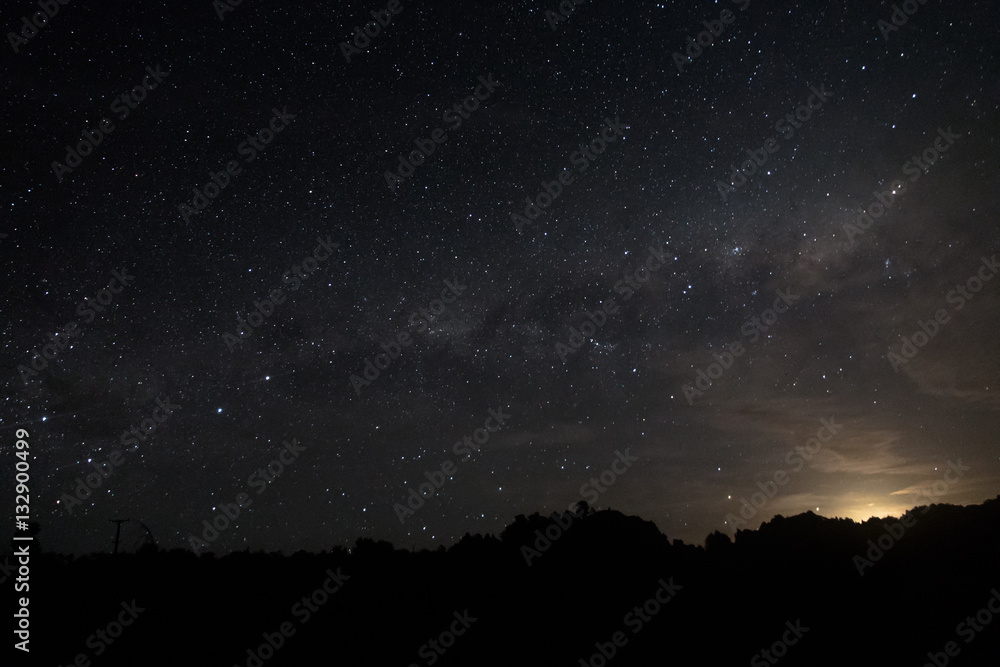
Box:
[2,0,998,555]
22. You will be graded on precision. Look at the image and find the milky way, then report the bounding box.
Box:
[1,0,998,554]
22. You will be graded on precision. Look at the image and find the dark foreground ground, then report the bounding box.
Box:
[7,498,1000,666]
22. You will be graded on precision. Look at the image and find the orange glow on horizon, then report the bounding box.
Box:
[829,499,917,523]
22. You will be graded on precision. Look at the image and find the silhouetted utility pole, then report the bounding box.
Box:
[109,518,129,555]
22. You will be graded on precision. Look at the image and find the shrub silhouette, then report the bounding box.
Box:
[14,497,1000,667]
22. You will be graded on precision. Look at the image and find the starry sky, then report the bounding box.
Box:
[2,0,999,554]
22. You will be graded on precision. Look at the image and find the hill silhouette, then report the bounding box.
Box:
[9,498,1000,666]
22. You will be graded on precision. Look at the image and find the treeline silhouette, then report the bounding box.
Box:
[10,497,1000,666]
